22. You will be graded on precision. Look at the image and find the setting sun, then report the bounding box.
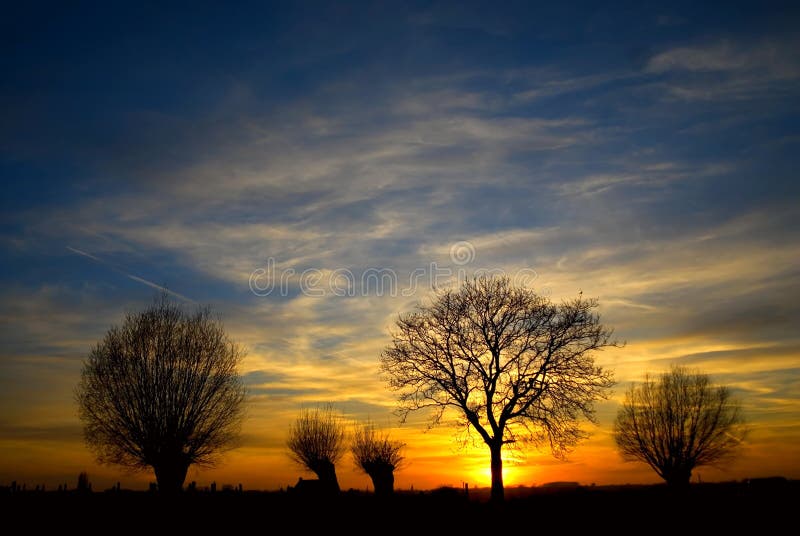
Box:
[469,465,528,488]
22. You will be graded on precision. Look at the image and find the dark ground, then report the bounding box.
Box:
[2,480,797,533]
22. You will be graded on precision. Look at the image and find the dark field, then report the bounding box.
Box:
[3,481,796,533]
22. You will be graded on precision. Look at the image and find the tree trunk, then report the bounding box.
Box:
[314,460,341,494]
[369,468,395,496]
[153,462,189,494]
[665,466,692,491]
[490,442,504,502]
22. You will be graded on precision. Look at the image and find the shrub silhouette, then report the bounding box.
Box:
[351,423,404,496]
[287,406,345,493]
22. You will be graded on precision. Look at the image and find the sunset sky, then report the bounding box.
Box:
[2,2,799,491]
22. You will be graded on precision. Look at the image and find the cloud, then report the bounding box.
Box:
[510,70,634,102]
[0,423,82,442]
[646,40,800,101]
[647,41,799,76]
[552,161,735,197]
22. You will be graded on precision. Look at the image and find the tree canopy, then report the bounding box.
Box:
[614,366,746,488]
[381,276,615,501]
[76,295,246,492]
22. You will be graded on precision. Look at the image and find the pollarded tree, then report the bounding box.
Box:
[76,294,246,493]
[381,276,616,501]
[614,367,746,489]
[351,423,404,496]
[287,406,346,493]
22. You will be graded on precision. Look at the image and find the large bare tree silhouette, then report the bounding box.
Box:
[381,276,615,501]
[76,295,246,493]
[614,367,746,489]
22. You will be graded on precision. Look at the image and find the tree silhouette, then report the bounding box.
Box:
[351,423,404,496]
[77,471,91,493]
[287,406,345,493]
[614,366,746,489]
[76,295,246,493]
[381,276,615,501]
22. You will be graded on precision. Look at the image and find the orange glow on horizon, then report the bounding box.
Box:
[2,311,799,491]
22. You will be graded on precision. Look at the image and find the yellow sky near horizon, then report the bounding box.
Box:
[2,310,798,492]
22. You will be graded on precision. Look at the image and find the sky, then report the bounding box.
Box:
[1,1,799,491]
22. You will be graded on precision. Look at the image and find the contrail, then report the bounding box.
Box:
[66,246,195,303]
[66,246,104,263]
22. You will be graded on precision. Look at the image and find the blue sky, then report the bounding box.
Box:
[2,1,799,489]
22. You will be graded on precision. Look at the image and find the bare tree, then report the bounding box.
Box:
[76,295,246,493]
[381,276,615,501]
[287,406,346,493]
[614,366,746,489]
[351,423,404,496]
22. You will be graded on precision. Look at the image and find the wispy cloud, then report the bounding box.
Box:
[647,40,799,76]
[646,39,800,101]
